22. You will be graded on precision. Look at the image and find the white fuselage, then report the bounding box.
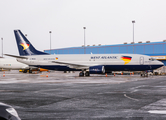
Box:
[0,58,29,70]
[16,54,164,71]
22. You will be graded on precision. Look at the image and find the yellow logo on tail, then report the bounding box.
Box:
[20,43,30,50]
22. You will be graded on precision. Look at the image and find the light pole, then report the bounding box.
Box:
[49,31,52,54]
[1,38,3,57]
[83,27,86,54]
[132,20,135,53]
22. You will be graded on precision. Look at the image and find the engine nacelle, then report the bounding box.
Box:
[89,66,105,74]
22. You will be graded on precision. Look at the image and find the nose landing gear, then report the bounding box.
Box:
[140,71,148,77]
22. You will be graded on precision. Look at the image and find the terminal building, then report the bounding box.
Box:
[44,40,166,66]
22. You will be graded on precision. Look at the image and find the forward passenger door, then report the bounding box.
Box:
[140,56,144,65]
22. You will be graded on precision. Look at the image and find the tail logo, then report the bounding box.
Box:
[20,43,30,50]
[121,56,132,65]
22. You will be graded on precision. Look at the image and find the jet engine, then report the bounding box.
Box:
[89,66,105,74]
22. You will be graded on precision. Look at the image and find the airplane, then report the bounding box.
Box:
[5,30,164,77]
[0,58,29,72]
[0,58,48,73]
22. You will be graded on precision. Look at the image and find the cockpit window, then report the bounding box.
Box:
[149,58,156,61]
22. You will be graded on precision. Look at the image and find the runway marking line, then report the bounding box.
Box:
[148,110,166,114]
[124,94,139,101]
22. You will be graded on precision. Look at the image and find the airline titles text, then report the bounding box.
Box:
[91,56,118,59]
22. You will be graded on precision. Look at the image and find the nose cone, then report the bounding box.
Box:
[157,60,164,66]
[150,60,164,70]
[154,60,164,69]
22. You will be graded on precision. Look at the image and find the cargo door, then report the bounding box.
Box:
[140,56,144,65]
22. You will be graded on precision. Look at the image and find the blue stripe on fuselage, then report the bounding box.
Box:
[31,65,163,72]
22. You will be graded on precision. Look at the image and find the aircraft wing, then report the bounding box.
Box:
[4,54,28,59]
[52,61,93,69]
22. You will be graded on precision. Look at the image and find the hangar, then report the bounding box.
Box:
[44,40,166,66]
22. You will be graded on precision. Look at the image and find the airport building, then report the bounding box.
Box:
[44,40,166,66]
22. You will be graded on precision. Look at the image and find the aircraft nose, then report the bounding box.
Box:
[158,60,164,66]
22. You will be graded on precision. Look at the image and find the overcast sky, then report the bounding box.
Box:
[1,0,166,56]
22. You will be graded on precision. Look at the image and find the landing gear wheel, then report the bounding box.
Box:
[145,73,148,77]
[79,71,84,77]
[29,70,32,73]
[85,71,90,76]
[140,72,148,77]
[23,70,27,73]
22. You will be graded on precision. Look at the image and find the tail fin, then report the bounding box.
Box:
[14,30,49,56]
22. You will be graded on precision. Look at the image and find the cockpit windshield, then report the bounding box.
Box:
[149,58,156,61]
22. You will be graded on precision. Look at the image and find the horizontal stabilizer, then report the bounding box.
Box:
[4,54,28,59]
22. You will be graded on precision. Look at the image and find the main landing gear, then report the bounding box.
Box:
[22,69,32,73]
[79,71,90,77]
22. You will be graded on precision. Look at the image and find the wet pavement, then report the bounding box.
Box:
[0,71,166,120]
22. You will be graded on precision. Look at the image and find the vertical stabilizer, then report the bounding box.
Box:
[14,30,49,56]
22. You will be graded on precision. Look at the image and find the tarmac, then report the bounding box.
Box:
[0,71,166,120]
